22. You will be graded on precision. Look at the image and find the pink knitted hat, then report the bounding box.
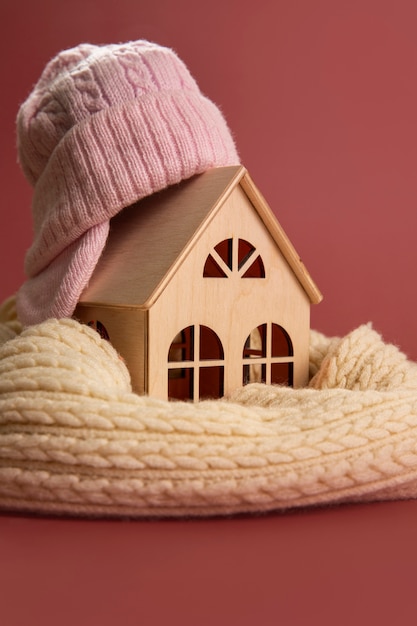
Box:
[16,40,239,326]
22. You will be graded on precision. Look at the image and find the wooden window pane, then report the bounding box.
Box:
[200,325,224,360]
[214,239,233,270]
[243,324,267,358]
[168,368,194,400]
[168,326,194,362]
[205,238,264,278]
[87,320,110,341]
[243,363,266,385]
[271,324,293,357]
[271,362,293,386]
[199,366,224,399]
[203,254,227,277]
[238,239,255,269]
[241,255,265,278]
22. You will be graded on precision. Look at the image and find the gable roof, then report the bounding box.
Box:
[78,165,323,308]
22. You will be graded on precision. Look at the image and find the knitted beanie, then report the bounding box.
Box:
[16,40,239,326]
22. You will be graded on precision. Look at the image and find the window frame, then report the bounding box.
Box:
[242,323,294,386]
[203,237,265,279]
[168,325,224,401]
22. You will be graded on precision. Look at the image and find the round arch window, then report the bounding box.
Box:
[168,325,224,401]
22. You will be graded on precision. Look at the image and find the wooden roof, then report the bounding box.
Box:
[78,165,323,308]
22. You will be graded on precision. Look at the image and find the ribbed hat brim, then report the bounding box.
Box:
[17,224,109,325]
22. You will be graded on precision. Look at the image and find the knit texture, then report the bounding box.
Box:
[1,298,417,518]
[16,40,239,326]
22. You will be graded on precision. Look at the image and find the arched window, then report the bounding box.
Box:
[203,238,265,278]
[87,320,110,341]
[168,325,224,401]
[243,323,294,386]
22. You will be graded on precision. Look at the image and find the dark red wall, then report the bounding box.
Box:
[2,0,417,358]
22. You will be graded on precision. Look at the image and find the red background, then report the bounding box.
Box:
[2,1,417,624]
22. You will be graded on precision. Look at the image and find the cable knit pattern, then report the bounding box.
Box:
[16,40,239,326]
[1,303,417,518]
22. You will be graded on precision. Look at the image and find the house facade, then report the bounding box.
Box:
[75,166,322,401]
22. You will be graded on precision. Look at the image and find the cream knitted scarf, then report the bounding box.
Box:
[1,295,417,518]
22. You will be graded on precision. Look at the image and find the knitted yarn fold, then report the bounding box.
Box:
[1,303,417,518]
[16,40,239,326]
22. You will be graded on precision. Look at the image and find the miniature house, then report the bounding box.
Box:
[74,166,322,401]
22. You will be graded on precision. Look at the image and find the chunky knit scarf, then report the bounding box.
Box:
[1,295,417,518]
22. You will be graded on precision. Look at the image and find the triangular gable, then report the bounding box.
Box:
[79,166,322,308]
[239,171,322,304]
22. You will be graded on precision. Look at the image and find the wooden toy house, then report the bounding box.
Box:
[75,166,322,401]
